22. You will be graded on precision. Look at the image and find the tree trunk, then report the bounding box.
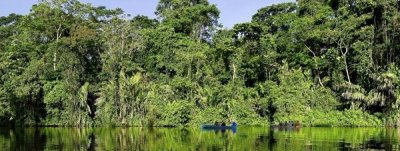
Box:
[232,63,236,83]
[343,46,351,84]
[344,56,351,83]
[305,45,324,87]
[337,40,351,84]
[54,23,62,71]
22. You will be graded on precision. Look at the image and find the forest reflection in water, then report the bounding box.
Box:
[1,127,400,150]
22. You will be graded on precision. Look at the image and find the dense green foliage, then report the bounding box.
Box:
[1,0,400,127]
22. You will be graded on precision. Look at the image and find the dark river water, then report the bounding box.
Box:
[0,127,399,150]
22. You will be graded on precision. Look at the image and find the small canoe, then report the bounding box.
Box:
[271,121,302,129]
[202,125,237,130]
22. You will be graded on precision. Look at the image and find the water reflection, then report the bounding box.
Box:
[201,127,237,134]
[1,127,400,150]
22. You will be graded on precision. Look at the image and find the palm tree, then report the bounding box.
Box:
[335,82,367,110]
[367,71,400,112]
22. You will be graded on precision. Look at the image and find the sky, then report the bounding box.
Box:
[0,0,294,28]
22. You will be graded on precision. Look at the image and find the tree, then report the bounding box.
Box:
[155,0,220,40]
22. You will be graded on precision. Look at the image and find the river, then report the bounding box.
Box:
[0,127,399,150]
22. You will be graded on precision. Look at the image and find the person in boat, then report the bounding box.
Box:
[213,119,237,127]
[231,122,237,127]
[289,121,294,127]
[294,121,301,127]
[228,119,237,127]
[221,122,226,126]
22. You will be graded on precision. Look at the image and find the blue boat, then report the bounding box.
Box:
[202,122,237,130]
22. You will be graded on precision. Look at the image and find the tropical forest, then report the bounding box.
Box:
[1,0,400,127]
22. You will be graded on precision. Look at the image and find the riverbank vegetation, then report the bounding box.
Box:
[1,0,400,127]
